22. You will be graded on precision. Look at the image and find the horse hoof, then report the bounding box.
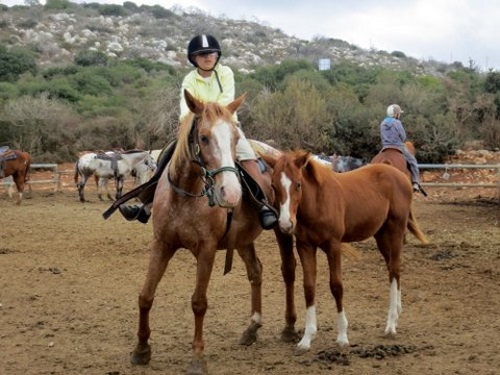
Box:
[130,344,151,365]
[187,357,207,375]
[239,329,258,346]
[239,321,261,346]
[293,346,309,356]
[384,330,397,340]
[280,326,299,343]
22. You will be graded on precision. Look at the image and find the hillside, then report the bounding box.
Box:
[0,2,458,75]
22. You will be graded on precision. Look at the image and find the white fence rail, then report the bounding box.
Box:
[419,163,500,189]
[2,163,60,192]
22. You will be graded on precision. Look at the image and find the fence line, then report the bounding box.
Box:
[419,163,500,189]
[1,163,60,192]
[2,162,499,193]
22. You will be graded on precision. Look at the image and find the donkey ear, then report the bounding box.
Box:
[184,89,204,115]
[227,93,247,114]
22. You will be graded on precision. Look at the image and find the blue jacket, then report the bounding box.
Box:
[380,117,406,151]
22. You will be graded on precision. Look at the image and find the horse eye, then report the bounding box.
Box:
[200,135,209,145]
[295,182,301,191]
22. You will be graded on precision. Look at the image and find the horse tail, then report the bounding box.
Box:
[74,161,80,184]
[24,152,32,182]
[407,206,429,245]
[340,243,362,260]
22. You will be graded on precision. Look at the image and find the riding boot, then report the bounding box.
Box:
[412,182,428,197]
[119,203,150,223]
[117,141,177,223]
[239,159,279,230]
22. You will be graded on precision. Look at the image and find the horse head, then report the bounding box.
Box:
[167,90,246,208]
[261,150,310,234]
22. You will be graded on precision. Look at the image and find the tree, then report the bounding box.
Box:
[3,94,80,161]
[252,76,333,152]
[0,45,37,82]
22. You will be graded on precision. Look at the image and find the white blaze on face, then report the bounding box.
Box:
[212,120,241,207]
[278,171,294,233]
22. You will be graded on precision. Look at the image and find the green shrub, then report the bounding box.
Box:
[74,50,108,67]
[0,45,37,82]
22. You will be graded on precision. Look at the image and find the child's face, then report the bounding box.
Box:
[194,52,218,71]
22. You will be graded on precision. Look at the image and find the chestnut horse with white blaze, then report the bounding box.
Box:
[0,148,32,205]
[127,90,290,375]
[262,150,428,352]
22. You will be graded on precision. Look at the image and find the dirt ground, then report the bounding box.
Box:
[1,164,499,375]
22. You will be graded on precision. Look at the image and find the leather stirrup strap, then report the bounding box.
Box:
[237,162,279,217]
[223,210,235,275]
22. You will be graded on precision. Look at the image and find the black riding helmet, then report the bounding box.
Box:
[187,34,222,68]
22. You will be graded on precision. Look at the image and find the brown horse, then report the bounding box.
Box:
[262,150,428,352]
[371,141,415,180]
[0,149,32,205]
[128,90,287,375]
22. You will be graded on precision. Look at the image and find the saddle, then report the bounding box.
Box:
[0,149,17,178]
[0,145,11,154]
[96,151,122,177]
[381,146,403,153]
[102,141,277,220]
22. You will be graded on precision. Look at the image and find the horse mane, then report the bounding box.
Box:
[289,149,331,185]
[169,102,237,175]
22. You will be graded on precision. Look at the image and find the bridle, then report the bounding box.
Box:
[167,115,240,207]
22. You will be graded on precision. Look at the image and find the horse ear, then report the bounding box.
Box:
[295,150,311,169]
[227,93,247,114]
[184,89,204,115]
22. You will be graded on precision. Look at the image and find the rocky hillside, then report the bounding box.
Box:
[0,3,458,75]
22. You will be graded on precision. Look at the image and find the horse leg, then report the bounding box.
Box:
[131,239,175,366]
[96,177,109,201]
[96,176,103,201]
[115,177,123,200]
[7,182,15,199]
[105,178,113,200]
[236,243,263,346]
[275,229,299,343]
[77,175,88,202]
[374,228,403,338]
[12,174,24,205]
[295,242,318,352]
[187,247,217,375]
[325,242,349,347]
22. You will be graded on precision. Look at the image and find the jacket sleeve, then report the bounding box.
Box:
[396,120,407,142]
